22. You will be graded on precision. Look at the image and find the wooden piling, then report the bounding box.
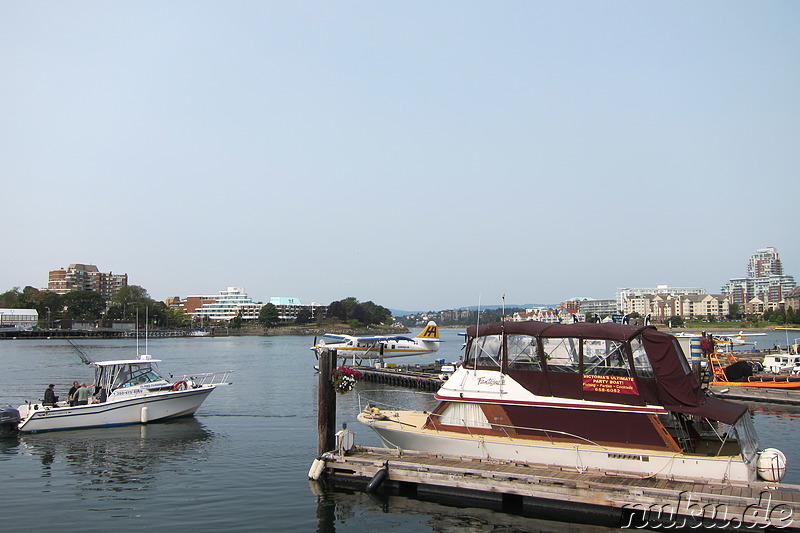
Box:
[317,349,337,455]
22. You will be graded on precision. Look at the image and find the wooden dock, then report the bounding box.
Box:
[357,367,443,392]
[317,446,800,530]
[709,384,800,406]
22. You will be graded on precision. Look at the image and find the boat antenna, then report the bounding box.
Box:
[66,339,96,366]
[145,306,149,356]
[136,308,140,357]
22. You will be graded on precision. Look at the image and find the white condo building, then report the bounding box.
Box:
[722,247,796,306]
[190,287,263,322]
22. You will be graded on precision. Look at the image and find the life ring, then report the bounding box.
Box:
[172,381,188,391]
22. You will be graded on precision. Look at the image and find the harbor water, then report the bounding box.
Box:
[1,328,798,532]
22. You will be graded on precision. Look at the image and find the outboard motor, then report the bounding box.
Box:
[0,405,20,433]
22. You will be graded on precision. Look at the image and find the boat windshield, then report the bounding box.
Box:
[111,363,168,389]
[731,415,760,463]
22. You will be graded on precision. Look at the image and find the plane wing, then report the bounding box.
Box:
[357,335,415,342]
[321,334,352,341]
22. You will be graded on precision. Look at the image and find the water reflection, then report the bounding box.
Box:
[18,419,214,490]
[310,484,621,532]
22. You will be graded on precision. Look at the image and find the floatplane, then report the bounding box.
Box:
[311,321,440,365]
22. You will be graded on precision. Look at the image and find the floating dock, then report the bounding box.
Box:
[357,367,443,392]
[316,445,800,530]
[709,384,800,406]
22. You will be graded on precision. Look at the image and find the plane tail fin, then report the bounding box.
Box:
[415,321,439,341]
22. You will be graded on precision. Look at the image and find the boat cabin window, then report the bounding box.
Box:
[467,335,502,369]
[506,335,541,371]
[583,340,631,377]
[543,337,581,373]
[111,363,166,388]
[437,402,491,429]
[630,336,655,378]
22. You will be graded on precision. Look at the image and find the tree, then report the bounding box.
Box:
[0,287,22,308]
[63,290,107,320]
[295,307,312,325]
[106,285,166,327]
[668,315,685,327]
[259,303,280,327]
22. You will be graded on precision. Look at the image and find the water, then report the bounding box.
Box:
[0,328,797,532]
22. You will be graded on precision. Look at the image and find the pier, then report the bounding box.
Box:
[356,366,444,392]
[316,445,800,530]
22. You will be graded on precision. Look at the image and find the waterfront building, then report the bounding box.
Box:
[722,247,796,306]
[785,287,800,314]
[576,298,618,318]
[0,308,38,330]
[616,285,706,315]
[622,291,730,322]
[48,263,128,301]
[268,297,325,321]
[190,287,263,322]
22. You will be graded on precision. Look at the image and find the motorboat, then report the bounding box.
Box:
[14,352,231,433]
[359,321,787,483]
[762,338,800,374]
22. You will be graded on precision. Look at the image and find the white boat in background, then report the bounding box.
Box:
[15,350,231,433]
[359,321,787,483]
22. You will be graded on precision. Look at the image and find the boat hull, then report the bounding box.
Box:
[358,411,756,483]
[17,387,215,433]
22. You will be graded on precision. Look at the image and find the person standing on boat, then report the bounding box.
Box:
[74,383,92,405]
[67,381,79,407]
[43,384,58,406]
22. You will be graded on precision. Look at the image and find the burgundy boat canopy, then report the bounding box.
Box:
[464,321,747,425]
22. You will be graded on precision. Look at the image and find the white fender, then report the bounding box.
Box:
[140,406,149,424]
[308,458,325,480]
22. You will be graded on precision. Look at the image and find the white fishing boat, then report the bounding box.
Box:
[14,347,231,433]
[359,321,787,483]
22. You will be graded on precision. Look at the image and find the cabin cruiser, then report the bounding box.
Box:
[359,321,787,483]
[14,353,231,433]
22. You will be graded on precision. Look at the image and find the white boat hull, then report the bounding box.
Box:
[359,411,756,483]
[18,387,215,433]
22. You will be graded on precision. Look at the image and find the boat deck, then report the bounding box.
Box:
[320,446,800,530]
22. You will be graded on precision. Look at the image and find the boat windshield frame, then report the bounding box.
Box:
[96,361,169,391]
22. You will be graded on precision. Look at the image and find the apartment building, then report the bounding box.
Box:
[722,248,796,306]
[187,287,262,322]
[622,292,730,322]
[48,263,128,301]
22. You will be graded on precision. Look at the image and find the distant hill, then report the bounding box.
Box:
[390,304,553,317]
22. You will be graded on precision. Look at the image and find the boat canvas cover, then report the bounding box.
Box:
[465,321,747,425]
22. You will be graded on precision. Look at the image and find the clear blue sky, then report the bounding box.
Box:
[2,2,798,311]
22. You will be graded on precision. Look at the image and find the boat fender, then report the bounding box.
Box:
[140,406,149,424]
[366,463,389,493]
[757,448,787,482]
[172,381,188,391]
[308,458,326,481]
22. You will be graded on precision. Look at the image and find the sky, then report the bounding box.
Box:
[2,2,798,312]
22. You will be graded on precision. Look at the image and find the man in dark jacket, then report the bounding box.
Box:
[43,384,58,406]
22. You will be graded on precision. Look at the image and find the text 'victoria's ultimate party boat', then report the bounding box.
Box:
[6,342,232,433]
[359,321,786,483]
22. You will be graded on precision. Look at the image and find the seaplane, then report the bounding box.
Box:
[673,331,767,347]
[311,321,440,365]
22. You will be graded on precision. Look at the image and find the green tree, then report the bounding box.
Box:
[230,309,243,329]
[63,290,107,320]
[668,315,685,327]
[295,307,312,325]
[259,303,280,327]
[0,287,22,308]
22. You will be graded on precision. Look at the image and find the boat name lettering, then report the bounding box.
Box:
[477,377,505,386]
[582,374,639,395]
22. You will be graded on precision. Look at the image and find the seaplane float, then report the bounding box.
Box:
[358,321,787,483]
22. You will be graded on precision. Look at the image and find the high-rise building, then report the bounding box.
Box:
[722,248,795,306]
[47,263,128,301]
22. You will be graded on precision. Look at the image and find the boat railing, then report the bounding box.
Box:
[180,371,234,387]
